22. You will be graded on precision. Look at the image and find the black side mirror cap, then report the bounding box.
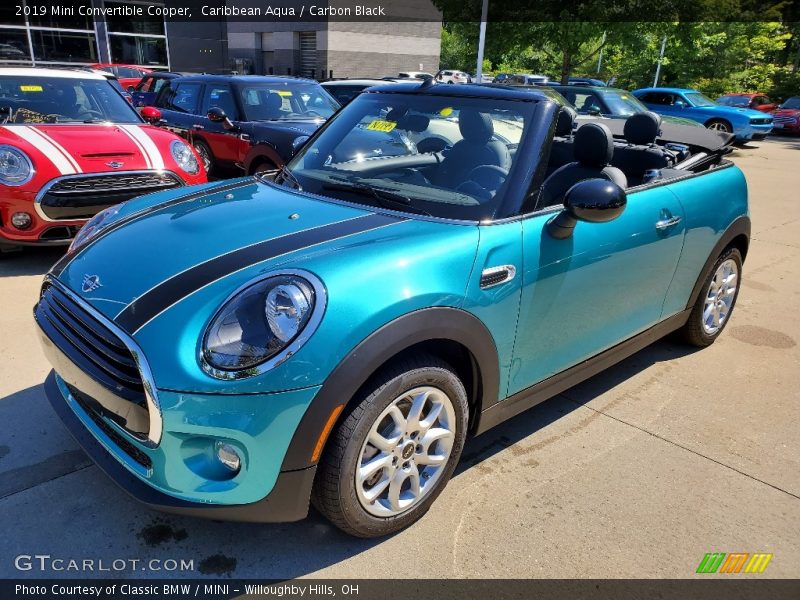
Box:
[207,107,226,122]
[547,178,627,239]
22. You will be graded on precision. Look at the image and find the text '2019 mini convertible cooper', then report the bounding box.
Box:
[35,82,750,537]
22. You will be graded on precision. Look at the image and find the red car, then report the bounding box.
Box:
[716,92,777,112]
[771,96,800,134]
[90,64,152,91]
[0,68,206,251]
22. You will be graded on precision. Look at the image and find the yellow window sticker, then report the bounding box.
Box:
[439,107,453,117]
[277,90,293,97]
[20,85,43,92]
[366,119,397,132]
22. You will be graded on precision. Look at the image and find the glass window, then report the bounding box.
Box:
[109,35,167,67]
[161,81,202,113]
[598,90,648,116]
[104,2,165,35]
[717,95,750,108]
[31,30,97,63]
[684,92,716,107]
[0,75,141,123]
[115,66,144,79]
[202,85,238,120]
[0,5,26,26]
[238,82,338,121]
[0,29,31,61]
[782,97,800,109]
[28,14,93,30]
[284,93,533,221]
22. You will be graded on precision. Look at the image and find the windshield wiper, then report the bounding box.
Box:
[321,180,432,216]
[270,164,302,190]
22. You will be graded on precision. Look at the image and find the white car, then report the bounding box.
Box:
[435,70,470,84]
[397,71,433,80]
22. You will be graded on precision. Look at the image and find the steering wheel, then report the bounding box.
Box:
[468,165,508,189]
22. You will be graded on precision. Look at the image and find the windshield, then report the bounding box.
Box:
[782,97,800,109]
[281,93,533,221]
[598,90,648,116]
[237,82,339,121]
[717,95,750,107]
[685,92,716,107]
[0,76,139,124]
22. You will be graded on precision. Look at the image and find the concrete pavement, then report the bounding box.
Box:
[1,138,798,579]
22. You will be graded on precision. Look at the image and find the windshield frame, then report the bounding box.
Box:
[276,90,554,222]
[0,75,143,125]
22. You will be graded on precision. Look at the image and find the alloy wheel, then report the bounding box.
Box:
[355,386,456,517]
[702,258,739,334]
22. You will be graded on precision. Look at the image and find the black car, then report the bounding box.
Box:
[131,71,186,108]
[148,75,340,176]
[321,78,390,105]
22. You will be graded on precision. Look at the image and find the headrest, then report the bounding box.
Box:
[574,122,614,167]
[396,114,430,132]
[624,111,662,145]
[459,110,494,143]
[264,92,283,111]
[555,107,576,137]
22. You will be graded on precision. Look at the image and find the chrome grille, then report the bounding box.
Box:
[774,115,797,124]
[38,171,183,221]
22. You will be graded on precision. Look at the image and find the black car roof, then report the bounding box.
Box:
[169,74,318,85]
[364,82,554,102]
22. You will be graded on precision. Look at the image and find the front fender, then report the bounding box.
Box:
[243,143,284,173]
[279,307,500,471]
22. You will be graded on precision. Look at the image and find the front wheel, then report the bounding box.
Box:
[192,140,214,176]
[705,119,733,134]
[679,247,742,347]
[313,354,468,538]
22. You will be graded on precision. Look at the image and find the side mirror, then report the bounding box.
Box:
[127,85,135,93]
[207,106,237,130]
[547,179,627,239]
[140,106,162,124]
[587,107,602,116]
[674,100,686,109]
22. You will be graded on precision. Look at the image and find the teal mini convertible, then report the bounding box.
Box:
[35,82,750,537]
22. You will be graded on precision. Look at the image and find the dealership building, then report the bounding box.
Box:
[0,1,442,78]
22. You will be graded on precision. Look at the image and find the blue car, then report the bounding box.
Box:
[35,83,750,537]
[633,87,773,141]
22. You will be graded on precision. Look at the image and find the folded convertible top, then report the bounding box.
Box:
[578,117,735,152]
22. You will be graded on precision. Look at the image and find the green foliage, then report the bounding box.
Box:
[440,20,800,99]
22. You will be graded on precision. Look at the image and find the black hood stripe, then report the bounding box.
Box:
[114,212,406,334]
[50,179,253,278]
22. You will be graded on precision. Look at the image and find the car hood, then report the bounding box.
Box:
[692,105,766,119]
[772,108,800,118]
[53,179,414,329]
[0,123,175,176]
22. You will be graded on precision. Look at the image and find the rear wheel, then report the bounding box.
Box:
[313,354,468,538]
[705,119,733,134]
[679,247,742,347]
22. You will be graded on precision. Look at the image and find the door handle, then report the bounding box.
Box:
[192,124,204,130]
[655,215,682,230]
[239,133,250,141]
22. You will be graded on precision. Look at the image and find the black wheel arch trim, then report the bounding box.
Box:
[244,144,283,174]
[279,306,500,472]
[685,215,750,310]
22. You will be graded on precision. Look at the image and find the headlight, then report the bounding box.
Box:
[0,145,33,186]
[201,272,325,378]
[68,204,121,253]
[170,140,199,175]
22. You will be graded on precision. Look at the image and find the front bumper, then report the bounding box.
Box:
[736,123,773,141]
[46,371,316,522]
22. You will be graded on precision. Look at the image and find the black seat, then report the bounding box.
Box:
[538,122,627,209]
[545,107,576,176]
[610,111,671,185]
[432,110,511,186]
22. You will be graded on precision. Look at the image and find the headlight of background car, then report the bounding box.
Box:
[0,145,33,186]
[68,204,121,253]
[202,274,321,374]
[170,140,199,175]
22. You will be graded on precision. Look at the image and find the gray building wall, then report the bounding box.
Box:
[225,0,441,79]
[166,21,229,73]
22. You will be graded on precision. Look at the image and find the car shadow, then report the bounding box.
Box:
[0,337,696,579]
[0,246,64,277]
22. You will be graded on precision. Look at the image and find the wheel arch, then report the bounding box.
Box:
[279,307,500,471]
[244,144,283,174]
[685,215,751,310]
[704,116,733,130]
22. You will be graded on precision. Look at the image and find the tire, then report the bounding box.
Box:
[192,139,215,176]
[679,247,743,347]
[312,354,468,538]
[705,119,733,134]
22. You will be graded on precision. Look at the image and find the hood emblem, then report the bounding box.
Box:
[82,274,102,293]
[106,161,124,169]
